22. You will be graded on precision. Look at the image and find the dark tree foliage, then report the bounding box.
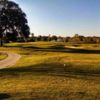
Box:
[0,0,30,46]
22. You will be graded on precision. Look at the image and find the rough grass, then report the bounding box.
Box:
[0,53,8,60]
[0,42,100,100]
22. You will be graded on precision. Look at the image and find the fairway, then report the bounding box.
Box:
[0,42,100,100]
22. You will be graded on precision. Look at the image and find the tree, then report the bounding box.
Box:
[0,0,30,46]
[51,35,57,41]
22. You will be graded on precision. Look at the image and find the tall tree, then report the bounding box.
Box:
[0,0,30,46]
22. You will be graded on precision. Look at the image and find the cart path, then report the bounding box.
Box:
[0,51,21,69]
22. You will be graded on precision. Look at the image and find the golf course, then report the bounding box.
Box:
[0,42,100,100]
[0,0,100,99]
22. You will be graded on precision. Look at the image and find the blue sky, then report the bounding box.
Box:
[12,0,100,36]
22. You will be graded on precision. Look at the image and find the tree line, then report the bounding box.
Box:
[29,34,100,44]
[0,0,100,46]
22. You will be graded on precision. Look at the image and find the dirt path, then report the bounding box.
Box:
[0,51,21,69]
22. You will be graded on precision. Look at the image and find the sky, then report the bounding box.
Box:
[11,0,100,36]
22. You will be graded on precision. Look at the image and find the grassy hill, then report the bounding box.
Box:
[0,42,100,100]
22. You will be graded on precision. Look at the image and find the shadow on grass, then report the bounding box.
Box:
[5,44,100,54]
[0,93,11,99]
[35,46,100,54]
[1,91,98,100]
[0,63,100,80]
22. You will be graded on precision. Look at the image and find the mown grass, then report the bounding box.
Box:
[0,42,100,100]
